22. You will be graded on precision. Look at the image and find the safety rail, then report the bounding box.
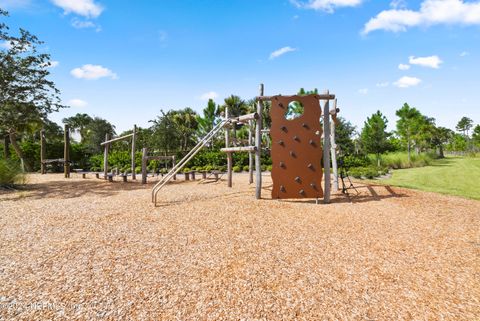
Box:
[151,119,229,205]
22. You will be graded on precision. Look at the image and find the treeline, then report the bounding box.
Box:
[1,8,479,178]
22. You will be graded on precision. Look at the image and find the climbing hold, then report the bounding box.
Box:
[307,163,314,170]
[309,139,315,146]
[299,189,305,195]
[280,185,286,192]
[295,176,301,183]
[281,126,287,132]
[302,123,309,129]
[290,151,296,157]
[278,140,284,146]
[293,135,299,141]
[280,162,285,168]
[279,103,284,108]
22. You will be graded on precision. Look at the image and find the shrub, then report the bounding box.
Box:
[243,165,249,172]
[267,165,272,171]
[233,165,242,173]
[135,166,141,174]
[183,167,190,173]
[204,165,213,172]
[0,159,25,187]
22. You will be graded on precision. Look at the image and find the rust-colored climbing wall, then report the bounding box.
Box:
[270,95,323,199]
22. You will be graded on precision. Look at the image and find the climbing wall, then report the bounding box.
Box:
[270,95,324,199]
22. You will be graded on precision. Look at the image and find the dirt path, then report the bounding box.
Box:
[1,173,479,320]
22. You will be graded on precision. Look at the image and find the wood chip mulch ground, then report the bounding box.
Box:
[1,173,479,320]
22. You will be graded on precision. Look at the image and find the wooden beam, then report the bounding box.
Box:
[221,146,257,153]
[323,91,331,204]
[229,112,259,123]
[248,119,254,184]
[225,106,232,188]
[331,99,339,192]
[131,125,137,180]
[103,133,109,180]
[257,94,335,101]
[141,147,148,184]
[255,84,263,199]
[100,133,134,146]
[64,125,70,178]
[40,129,46,174]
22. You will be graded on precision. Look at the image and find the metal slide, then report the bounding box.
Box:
[151,119,229,205]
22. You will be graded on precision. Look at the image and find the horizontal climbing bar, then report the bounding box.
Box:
[221,146,257,153]
[256,94,336,101]
[229,112,259,123]
[101,133,134,146]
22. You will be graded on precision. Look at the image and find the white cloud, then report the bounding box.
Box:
[376,82,389,87]
[409,55,442,68]
[460,51,469,57]
[269,46,297,60]
[363,0,480,34]
[199,91,219,101]
[393,76,422,88]
[398,63,411,70]
[291,0,363,13]
[71,18,101,31]
[358,88,368,95]
[390,0,407,9]
[68,98,88,107]
[51,0,103,18]
[71,64,117,80]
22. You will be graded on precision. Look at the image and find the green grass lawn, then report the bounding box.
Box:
[380,156,480,200]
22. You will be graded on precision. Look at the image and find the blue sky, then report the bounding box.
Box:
[2,0,479,133]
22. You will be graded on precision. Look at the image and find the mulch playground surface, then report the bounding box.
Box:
[1,173,479,320]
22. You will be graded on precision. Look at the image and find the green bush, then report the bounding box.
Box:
[0,159,25,187]
[243,165,249,172]
[233,165,242,173]
[267,165,272,171]
[374,152,435,169]
[204,165,213,172]
[183,167,190,173]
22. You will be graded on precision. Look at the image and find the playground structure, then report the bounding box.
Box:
[151,84,341,206]
[101,125,138,180]
[40,124,71,178]
[140,148,176,184]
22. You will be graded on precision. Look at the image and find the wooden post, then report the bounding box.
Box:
[255,83,263,199]
[40,129,46,174]
[64,125,70,178]
[225,106,233,188]
[331,99,338,192]
[248,119,254,184]
[131,124,137,180]
[142,147,148,184]
[323,91,331,204]
[103,133,109,180]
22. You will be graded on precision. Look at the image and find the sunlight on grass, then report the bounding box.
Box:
[382,156,480,200]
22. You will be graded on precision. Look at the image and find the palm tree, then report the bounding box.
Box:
[62,113,93,143]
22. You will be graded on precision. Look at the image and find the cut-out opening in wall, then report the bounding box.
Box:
[285,101,304,120]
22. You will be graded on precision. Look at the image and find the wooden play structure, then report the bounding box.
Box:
[40,124,71,178]
[101,125,137,180]
[141,148,176,184]
[151,84,340,205]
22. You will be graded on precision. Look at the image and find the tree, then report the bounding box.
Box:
[395,103,422,162]
[472,124,480,148]
[83,117,116,154]
[456,117,473,137]
[430,126,453,158]
[335,117,356,155]
[172,108,199,151]
[0,9,66,170]
[150,110,181,153]
[219,95,249,145]
[63,113,93,143]
[361,111,390,166]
